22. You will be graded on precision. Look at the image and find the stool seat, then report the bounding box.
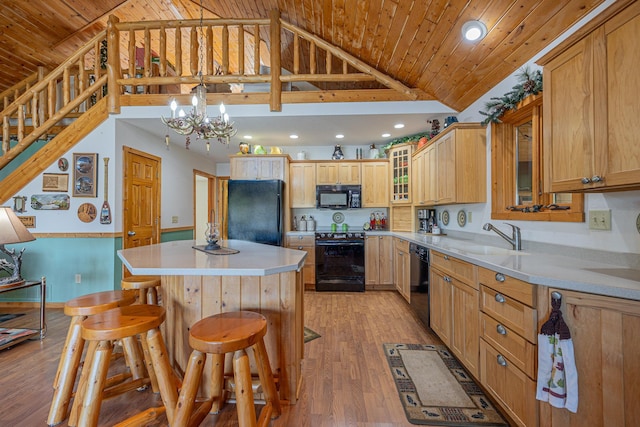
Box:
[121,276,161,305]
[82,304,166,341]
[189,311,267,355]
[64,290,137,317]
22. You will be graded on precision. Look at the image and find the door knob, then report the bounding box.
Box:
[127,231,136,236]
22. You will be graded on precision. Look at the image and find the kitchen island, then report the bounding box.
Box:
[117,239,307,403]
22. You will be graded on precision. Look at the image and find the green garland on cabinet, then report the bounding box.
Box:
[479,67,543,125]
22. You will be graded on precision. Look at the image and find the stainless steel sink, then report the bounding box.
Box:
[443,244,528,256]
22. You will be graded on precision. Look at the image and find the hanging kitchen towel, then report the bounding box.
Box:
[536,296,579,413]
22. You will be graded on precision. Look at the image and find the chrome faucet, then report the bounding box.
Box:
[483,223,522,251]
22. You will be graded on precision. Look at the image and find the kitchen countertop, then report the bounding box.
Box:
[118,239,306,276]
[286,230,640,301]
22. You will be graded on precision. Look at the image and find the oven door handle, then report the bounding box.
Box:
[316,241,364,246]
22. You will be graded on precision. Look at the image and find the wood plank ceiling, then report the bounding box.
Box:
[0,0,604,112]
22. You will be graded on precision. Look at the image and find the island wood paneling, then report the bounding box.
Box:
[160,270,304,404]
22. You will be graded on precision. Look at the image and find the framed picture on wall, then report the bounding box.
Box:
[42,173,69,192]
[72,153,98,197]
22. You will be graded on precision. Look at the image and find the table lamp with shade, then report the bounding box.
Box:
[0,206,35,286]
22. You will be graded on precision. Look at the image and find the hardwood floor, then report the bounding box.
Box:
[0,291,441,426]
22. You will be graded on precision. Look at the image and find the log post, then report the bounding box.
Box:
[269,9,282,112]
[107,15,121,114]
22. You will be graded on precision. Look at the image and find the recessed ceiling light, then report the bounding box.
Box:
[335,134,344,139]
[243,135,253,139]
[462,20,487,42]
[382,133,391,138]
[289,134,299,139]
[394,123,405,129]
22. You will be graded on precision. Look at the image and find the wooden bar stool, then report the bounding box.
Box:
[151,311,281,427]
[70,304,167,427]
[47,290,137,426]
[121,275,161,305]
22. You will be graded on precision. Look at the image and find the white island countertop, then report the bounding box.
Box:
[118,239,306,276]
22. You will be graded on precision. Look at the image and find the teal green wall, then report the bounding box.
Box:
[1,228,193,303]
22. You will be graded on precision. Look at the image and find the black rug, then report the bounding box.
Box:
[0,313,25,323]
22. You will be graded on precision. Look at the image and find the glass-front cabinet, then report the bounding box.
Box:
[388,143,413,204]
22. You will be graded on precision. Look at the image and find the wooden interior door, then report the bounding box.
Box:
[217,177,229,239]
[122,147,161,257]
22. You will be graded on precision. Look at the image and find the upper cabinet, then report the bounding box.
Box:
[388,144,413,204]
[316,162,361,185]
[230,155,289,181]
[361,161,389,207]
[413,123,486,206]
[539,2,640,192]
[289,162,316,208]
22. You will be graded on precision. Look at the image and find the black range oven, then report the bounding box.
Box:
[315,232,365,292]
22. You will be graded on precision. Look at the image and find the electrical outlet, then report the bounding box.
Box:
[171,216,179,224]
[588,209,611,230]
[75,274,81,284]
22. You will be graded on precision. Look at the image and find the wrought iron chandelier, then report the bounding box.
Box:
[161,0,237,150]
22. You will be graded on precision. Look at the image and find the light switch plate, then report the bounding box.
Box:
[588,209,611,230]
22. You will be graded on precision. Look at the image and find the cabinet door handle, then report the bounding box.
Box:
[581,177,591,184]
[497,355,508,367]
[495,293,506,303]
[444,255,450,260]
[496,324,507,335]
[591,175,603,183]
[495,273,505,282]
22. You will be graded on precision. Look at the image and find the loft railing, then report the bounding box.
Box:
[0,10,418,172]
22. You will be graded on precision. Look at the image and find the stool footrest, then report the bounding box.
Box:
[113,406,166,427]
[102,378,150,399]
[258,401,273,427]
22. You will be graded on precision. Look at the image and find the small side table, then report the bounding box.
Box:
[0,277,46,350]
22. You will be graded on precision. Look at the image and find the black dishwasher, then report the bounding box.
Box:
[409,243,430,328]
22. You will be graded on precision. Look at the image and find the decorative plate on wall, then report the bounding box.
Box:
[332,212,345,224]
[457,210,467,227]
[441,210,450,226]
[77,203,97,223]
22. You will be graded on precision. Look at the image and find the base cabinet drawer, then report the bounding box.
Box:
[480,339,537,427]
[481,285,537,342]
[480,313,536,378]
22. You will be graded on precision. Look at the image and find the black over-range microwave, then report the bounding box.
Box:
[316,185,361,209]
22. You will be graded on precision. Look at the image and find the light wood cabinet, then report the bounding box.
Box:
[412,124,486,206]
[285,234,315,289]
[361,161,389,207]
[388,144,413,204]
[479,266,537,427]
[539,2,640,192]
[364,234,393,290]
[316,162,360,185]
[229,155,289,180]
[393,238,410,302]
[430,250,479,377]
[537,288,640,427]
[289,162,316,208]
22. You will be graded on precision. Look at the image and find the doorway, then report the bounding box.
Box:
[122,147,161,256]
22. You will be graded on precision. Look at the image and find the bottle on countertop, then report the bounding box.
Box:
[307,215,316,231]
[299,215,307,232]
[427,211,435,233]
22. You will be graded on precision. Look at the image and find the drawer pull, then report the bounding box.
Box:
[298,235,303,239]
[495,293,506,303]
[496,324,507,335]
[495,272,505,282]
[297,246,303,250]
[497,355,508,367]
[443,255,449,260]
[444,276,452,283]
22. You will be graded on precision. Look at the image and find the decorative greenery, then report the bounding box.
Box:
[479,67,543,125]
[381,120,441,151]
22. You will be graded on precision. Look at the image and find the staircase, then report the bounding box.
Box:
[0,11,419,204]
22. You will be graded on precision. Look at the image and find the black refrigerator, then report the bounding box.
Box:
[227,179,284,246]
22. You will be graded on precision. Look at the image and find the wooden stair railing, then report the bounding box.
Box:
[1,11,423,203]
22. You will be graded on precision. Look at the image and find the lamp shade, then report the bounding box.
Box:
[0,206,35,244]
